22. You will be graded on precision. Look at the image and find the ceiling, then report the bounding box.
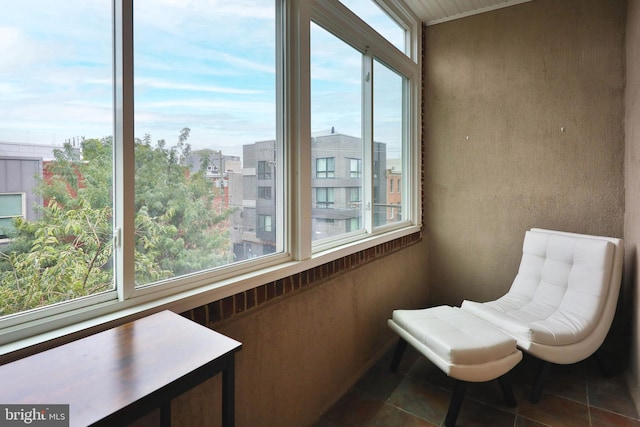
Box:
[403,0,533,26]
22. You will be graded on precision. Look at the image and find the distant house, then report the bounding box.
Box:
[0,142,80,241]
[0,156,42,241]
[386,163,402,222]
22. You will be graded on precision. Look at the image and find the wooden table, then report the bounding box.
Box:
[0,310,242,426]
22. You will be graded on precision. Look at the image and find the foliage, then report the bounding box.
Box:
[0,129,234,316]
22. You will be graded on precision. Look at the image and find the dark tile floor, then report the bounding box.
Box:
[314,345,640,427]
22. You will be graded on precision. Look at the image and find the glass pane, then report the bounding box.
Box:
[0,194,23,217]
[311,23,363,241]
[0,218,15,237]
[134,0,279,287]
[373,59,404,227]
[0,1,114,316]
[339,0,405,53]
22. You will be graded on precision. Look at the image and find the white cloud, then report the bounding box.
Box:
[0,26,56,72]
[135,78,264,95]
[1,1,400,157]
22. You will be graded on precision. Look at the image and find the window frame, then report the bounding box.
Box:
[0,0,421,356]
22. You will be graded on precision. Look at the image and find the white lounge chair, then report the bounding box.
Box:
[461,228,623,402]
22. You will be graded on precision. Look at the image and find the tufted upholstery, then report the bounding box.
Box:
[461,228,623,365]
[389,306,522,382]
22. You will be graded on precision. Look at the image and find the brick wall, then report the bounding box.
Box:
[182,231,422,327]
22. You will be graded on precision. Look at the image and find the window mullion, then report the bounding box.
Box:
[287,0,312,261]
[114,0,135,300]
[362,53,374,233]
[275,0,285,258]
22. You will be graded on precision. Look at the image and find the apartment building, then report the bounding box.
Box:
[230,132,399,261]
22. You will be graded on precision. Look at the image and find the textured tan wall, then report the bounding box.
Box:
[425,0,625,306]
[625,0,640,399]
[159,239,428,427]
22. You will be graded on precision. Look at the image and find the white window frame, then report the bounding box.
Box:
[309,0,419,252]
[0,0,421,358]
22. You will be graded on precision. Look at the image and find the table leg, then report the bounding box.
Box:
[222,356,236,427]
[160,402,171,427]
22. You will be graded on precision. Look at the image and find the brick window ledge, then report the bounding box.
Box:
[182,231,422,327]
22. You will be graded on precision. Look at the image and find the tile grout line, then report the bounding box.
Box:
[586,374,593,427]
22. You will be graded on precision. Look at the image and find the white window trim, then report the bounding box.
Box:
[0,0,422,360]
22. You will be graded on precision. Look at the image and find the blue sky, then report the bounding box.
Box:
[0,0,404,159]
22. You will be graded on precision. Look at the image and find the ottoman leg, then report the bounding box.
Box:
[389,338,408,372]
[445,380,468,427]
[498,373,517,407]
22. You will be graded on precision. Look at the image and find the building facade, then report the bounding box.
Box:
[231,132,392,261]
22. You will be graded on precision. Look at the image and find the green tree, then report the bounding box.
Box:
[0,130,234,316]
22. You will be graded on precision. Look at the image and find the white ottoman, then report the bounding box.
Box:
[387,305,523,426]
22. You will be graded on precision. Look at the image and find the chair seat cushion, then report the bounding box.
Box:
[461,296,598,346]
[391,305,517,365]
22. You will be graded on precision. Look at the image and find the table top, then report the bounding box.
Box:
[0,310,242,426]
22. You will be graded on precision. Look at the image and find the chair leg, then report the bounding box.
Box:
[530,360,552,403]
[389,338,408,372]
[498,373,517,407]
[444,380,469,427]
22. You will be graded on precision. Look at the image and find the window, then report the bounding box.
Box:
[0,1,114,318]
[317,218,335,224]
[348,187,362,204]
[258,161,273,180]
[258,215,273,233]
[315,188,334,208]
[0,194,25,239]
[373,59,405,229]
[0,0,420,348]
[311,23,363,242]
[338,0,407,53]
[350,158,362,178]
[310,0,415,244]
[346,217,360,233]
[258,186,272,200]
[315,157,335,178]
[132,0,280,288]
